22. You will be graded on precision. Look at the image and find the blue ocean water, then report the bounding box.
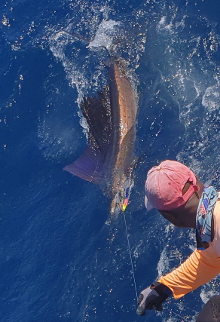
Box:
[1,0,220,321]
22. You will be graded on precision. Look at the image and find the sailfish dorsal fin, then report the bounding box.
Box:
[64,90,112,184]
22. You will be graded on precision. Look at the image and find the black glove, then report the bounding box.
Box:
[136,282,172,316]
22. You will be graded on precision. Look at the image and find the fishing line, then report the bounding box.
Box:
[122,211,138,302]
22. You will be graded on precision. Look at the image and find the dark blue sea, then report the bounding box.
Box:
[1,0,220,321]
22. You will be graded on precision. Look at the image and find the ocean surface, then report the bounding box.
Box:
[1,0,220,321]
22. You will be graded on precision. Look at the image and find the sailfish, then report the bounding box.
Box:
[64,58,138,214]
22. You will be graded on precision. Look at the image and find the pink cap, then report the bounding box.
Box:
[145,160,199,211]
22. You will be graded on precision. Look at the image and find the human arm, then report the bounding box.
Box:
[136,244,220,316]
[159,243,220,299]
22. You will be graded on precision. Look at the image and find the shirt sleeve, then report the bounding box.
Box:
[158,243,220,299]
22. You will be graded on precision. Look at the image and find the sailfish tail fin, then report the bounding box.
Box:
[64,147,104,184]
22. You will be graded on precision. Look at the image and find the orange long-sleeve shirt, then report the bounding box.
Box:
[158,199,220,299]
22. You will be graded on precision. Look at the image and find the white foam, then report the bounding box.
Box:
[88,19,120,51]
[202,84,220,112]
[157,247,171,278]
[200,278,220,304]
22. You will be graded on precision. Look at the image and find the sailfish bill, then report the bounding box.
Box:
[64,58,138,214]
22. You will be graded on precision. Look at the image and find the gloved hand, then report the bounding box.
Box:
[136,282,172,316]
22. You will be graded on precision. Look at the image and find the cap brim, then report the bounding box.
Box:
[145,195,154,211]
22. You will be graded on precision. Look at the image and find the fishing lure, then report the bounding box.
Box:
[121,187,131,211]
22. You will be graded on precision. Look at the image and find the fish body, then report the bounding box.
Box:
[64,58,137,214]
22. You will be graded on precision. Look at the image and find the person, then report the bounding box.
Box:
[136,160,220,318]
[196,295,220,321]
